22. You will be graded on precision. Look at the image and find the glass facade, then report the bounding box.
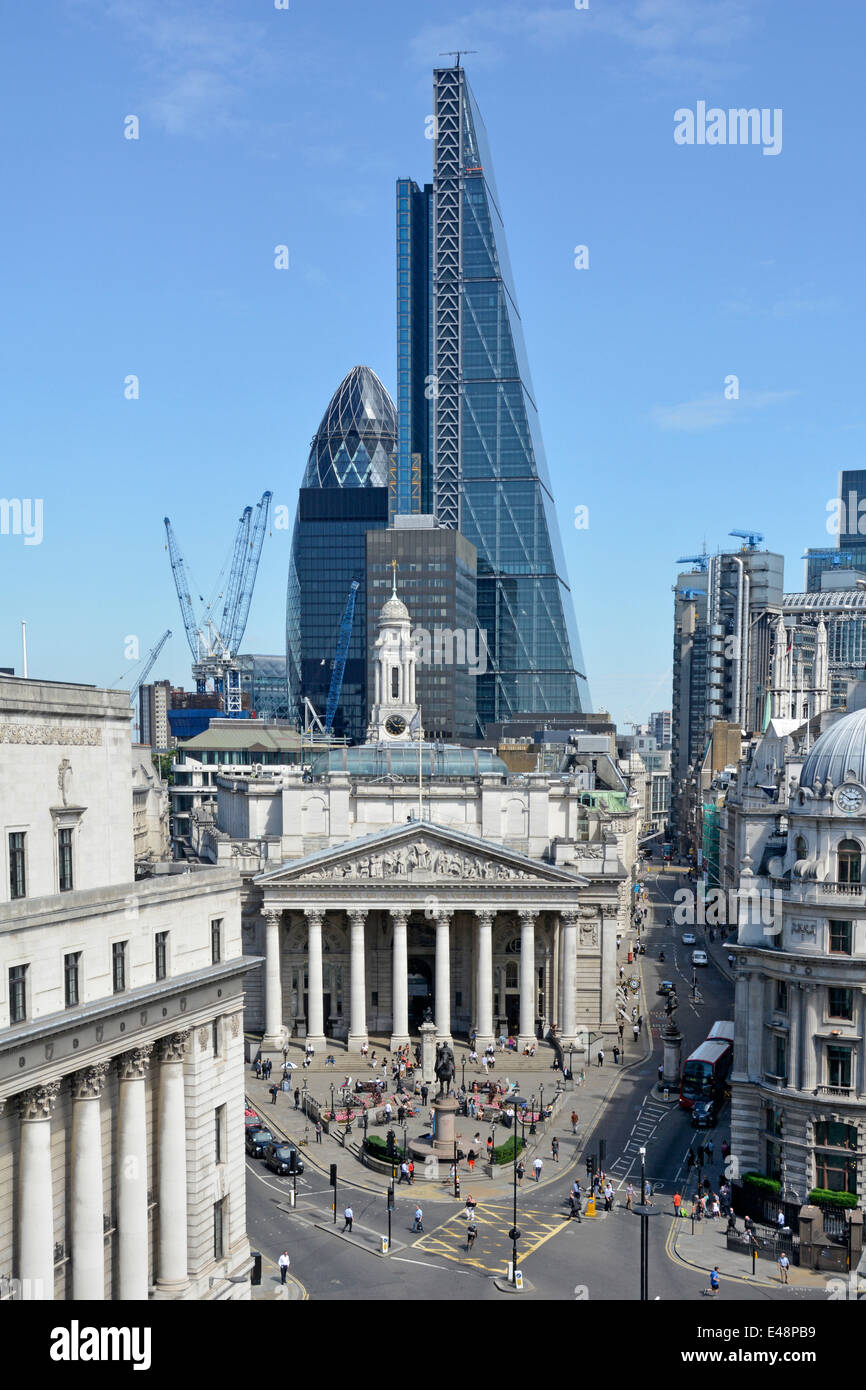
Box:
[397,68,591,725]
[287,367,397,742]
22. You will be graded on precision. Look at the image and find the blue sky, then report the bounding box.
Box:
[1,0,863,728]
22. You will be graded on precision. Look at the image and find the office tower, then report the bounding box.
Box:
[650,710,672,749]
[366,518,478,741]
[398,64,590,727]
[286,366,395,741]
[139,679,170,749]
[236,654,289,720]
[805,469,866,591]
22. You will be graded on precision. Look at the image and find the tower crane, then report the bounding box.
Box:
[219,506,252,650]
[129,629,173,706]
[802,549,854,567]
[164,519,201,661]
[677,588,706,600]
[325,580,360,734]
[729,529,764,550]
[229,491,272,653]
[676,554,709,571]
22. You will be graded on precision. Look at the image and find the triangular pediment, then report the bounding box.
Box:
[255,820,586,888]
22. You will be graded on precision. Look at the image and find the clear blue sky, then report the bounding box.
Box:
[2,0,863,728]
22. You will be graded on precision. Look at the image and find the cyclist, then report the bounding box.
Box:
[466,1221,478,1251]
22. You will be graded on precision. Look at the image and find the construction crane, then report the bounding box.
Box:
[677,588,706,600]
[729,529,764,550]
[676,554,710,571]
[129,629,173,706]
[325,580,360,734]
[163,491,271,714]
[802,549,854,567]
[229,491,272,654]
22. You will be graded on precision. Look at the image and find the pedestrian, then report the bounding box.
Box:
[294,1088,300,1110]
[278,1250,290,1284]
[516,1160,525,1185]
[343,1206,354,1233]
[255,1058,262,1079]
[625,1183,634,1211]
[399,1161,409,1184]
[571,1110,579,1135]
[619,965,624,981]
[315,1120,322,1144]
[486,1135,494,1160]
[612,1045,620,1065]
[408,1160,415,1183]
[597,1048,605,1068]
[632,1024,639,1042]
[697,1144,705,1167]
[777,1209,786,1229]
[533,1157,543,1181]
[703,1266,720,1297]
[778,1253,790,1284]
[603,1181,614,1211]
[673,1191,682,1219]
[618,1022,624,1042]
[638,1014,644,1032]
[412,1206,424,1232]
[686,1146,695,1171]
[270,1084,278,1105]
[658,1064,664,1084]
[631,1007,637,1023]
[420,1084,428,1105]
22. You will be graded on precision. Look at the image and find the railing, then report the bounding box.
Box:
[817,1084,854,1097]
[818,881,865,896]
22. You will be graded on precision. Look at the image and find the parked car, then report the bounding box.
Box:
[245,1127,274,1157]
[264,1141,304,1176]
[691,1099,715,1128]
[245,1109,263,1131]
[691,949,708,966]
[682,932,696,946]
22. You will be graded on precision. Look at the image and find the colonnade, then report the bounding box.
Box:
[12,1031,191,1301]
[262,904,584,1051]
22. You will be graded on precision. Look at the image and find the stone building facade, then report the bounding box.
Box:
[0,677,254,1300]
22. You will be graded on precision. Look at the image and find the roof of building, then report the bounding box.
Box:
[800,705,866,788]
[179,725,307,753]
[311,744,509,778]
[302,365,397,489]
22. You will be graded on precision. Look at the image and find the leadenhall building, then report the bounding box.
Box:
[197,581,638,1054]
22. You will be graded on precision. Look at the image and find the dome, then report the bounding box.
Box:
[311,745,510,779]
[799,707,866,788]
[302,365,397,489]
[380,594,409,622]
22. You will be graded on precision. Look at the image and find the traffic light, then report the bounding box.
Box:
[329,1163,337,1188]
[288,1151,299,1175]
[598,1139,606,1165]
[585,1154,595,1176]
[387,1184,395,1213]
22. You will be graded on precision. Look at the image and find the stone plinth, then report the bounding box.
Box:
[409,1093,459,1162]
[419,1022,437,1085]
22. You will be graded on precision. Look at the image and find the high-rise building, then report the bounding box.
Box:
[650,710,672,749]
[139,679,170,750]
[366,517,478,741]
[286,366,395,741]
[398,64,590,726]
[804,469,866,591]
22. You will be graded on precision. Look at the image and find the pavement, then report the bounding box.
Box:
[666,1208,832,1292]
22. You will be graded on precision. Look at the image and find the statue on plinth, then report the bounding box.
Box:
[434,1042,455,1097]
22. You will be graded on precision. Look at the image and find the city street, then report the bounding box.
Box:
[244,863,827,1301]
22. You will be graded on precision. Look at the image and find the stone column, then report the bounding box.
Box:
[434,910,453,1044]
[116,1045,152,1301]
[560,910,578,1042]
[347,909,368,1053]
[732,972,750,1080]
[18,1082,61,1300]
[518,910,536,1047]
[474,910,495,1050]
[262,908,285,1051]
[747,974,764,1080]
[306,909,326,1050]
[801,985,819,1092]
[788,985,802,1092]
[858,990,866,1097]
[390,910,410,1050]
[156,1031,190,1295]
[70,1063,109,1300]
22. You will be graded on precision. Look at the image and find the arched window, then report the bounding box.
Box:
[794,835,808,861]
[838,839,862,885]
[391,666,400,699]
[505,961,518,989]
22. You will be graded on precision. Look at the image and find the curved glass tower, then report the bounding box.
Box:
[286,366,396,741]
[398,65,591,725]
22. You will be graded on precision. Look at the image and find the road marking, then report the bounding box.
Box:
[390,1256,475,1274]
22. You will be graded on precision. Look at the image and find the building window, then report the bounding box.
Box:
[829,920,853,955]
[775,980,788,1013]
[9,964,27,1024]
[814,1150,857,1194]
[212,1018,220,1057]
[215,1105,226,1165]
[64,952,81,1008]
[112,941,127,994]
[837,839,862,884]
[765,1139,782,1183]
[155,931,168,982]
[827,1046,853,1089]
[211,919,222,965]
[505,961,518,989]
[764,1105,783,1137]
[213,1199,226,1261]
[58,827,73,892]
[774,1034,787,1081]
[829,987,853,1020]
[815,1120,857,1150]
[9,832,26,900]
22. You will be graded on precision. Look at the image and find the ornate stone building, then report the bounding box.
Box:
[0,677,255,1300]
[193,586,639,1053]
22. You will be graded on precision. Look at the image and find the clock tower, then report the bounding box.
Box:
[367,563,422,743]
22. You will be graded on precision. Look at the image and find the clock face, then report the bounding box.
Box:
[836,785,865,814]
[385,715,407,737]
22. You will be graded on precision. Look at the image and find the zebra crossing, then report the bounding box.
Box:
[607,1092,672,1183]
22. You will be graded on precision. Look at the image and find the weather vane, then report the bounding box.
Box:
[439,51,477,68]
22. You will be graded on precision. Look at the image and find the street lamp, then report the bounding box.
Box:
[403,1122,409,1168]
[329,1082,335,1122]
[539,1084,545,1121]
[461,1056,466,1090]
[509,1108,521,1286]
[634,1146,660,1300]
[529,1093,537,1136]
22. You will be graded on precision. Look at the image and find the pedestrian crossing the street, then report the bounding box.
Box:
[414,1201,570,1275]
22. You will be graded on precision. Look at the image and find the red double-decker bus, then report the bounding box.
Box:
[678,1038,733,1110]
